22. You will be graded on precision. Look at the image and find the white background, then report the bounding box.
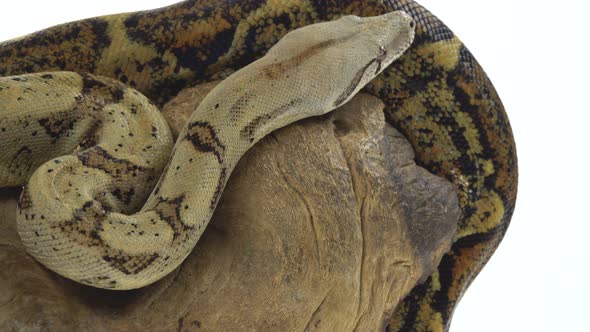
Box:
[1,1,588,331]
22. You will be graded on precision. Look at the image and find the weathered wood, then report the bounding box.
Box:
[0,86,460,331]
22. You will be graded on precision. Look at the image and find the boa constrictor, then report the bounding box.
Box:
[0,1,518,331]
[2,10,415,287]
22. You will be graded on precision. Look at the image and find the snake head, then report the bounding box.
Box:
[336,11,416,71]
[328,11,416,107]
[262,11,415,110]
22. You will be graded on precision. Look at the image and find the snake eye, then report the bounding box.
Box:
[379,46,386,55]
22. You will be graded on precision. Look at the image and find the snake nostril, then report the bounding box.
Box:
[409,20,416,29]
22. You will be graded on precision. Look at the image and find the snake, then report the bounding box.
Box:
[0,1,518,331]
[2,10,416,288]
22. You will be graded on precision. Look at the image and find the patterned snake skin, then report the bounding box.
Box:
[0,0,517,331]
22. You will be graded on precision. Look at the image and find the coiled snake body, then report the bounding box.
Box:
[0,1,517,331]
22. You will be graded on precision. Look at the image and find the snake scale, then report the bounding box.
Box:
[0,1,517,331]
